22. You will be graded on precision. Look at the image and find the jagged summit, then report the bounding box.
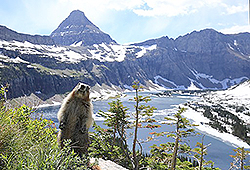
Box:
[53,10,99,33]
[50,10,116,46]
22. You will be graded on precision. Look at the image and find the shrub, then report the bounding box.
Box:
[0,105,90,169]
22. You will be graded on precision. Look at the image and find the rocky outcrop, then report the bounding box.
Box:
[90,158,128,170]
[0,25,55,45]
[50,10,116,46]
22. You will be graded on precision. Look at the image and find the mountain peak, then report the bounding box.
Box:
[50,10,116,46]
[64,10,95,28]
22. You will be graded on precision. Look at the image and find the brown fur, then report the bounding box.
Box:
[57,82,94,156]
[91,165,101,170]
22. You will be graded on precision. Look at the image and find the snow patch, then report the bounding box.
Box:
[0,40,88,63]
[38,101,61,108]
[234,40,238,46]
[88,43,129,62]
[0,54,30,64]
[228,43,234,50]
[183,80,250,148]
[90,83,124,101]
[154,75,185,90]
[183,107,250,149]
[136,44,157,58]
[123,84,133,91]
[187,81,200,90]
[189,69,248,89]
[70,41,83,47]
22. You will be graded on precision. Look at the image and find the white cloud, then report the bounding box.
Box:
[56,0,248,18]
[133,0,223,17]
[223,4,248,15]
[104,0,144,11]
[220,25,250,34]
[58,0,143,11]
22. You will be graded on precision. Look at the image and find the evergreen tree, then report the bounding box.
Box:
[229,147,250,170]
[90,100,133,168]
[147,107,198,170]
[165,108,197,170]
[131,81,158,170]
[192,135,217,170]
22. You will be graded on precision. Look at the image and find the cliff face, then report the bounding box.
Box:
[50,10,116,46]
[0,10,250,99]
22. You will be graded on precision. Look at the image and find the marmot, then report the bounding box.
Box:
[57,82,94,156]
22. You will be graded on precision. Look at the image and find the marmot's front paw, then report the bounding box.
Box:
[80,124,87,134]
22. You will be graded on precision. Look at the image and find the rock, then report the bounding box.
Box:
[90,158,128,170]
[0,25,55,45]
[50,10,116,46]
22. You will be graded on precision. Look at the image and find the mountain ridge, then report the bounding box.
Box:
[0,25,55,45]
[0,10,249,99]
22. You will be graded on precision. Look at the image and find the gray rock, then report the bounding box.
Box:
[50,10,116,46]
[0,25,55,45]
[90,158,128,170]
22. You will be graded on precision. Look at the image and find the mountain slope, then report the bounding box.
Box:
[184,80,250,146]
[50,10,116,46]
[0,10,249,99]
[0,25,54,45]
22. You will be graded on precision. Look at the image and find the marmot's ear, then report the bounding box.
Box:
[86,86,90,91]
[72,91,75,97]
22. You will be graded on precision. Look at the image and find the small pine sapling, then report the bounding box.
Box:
[149,107,198,170]
[192,135,219,170]
[230,147,250,170]
[131,81,158,170]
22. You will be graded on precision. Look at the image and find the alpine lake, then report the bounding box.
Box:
[36,91,250,170]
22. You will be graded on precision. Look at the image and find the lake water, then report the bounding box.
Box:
[36,91,248,170]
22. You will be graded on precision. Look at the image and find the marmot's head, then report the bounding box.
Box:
[73,82,90,100]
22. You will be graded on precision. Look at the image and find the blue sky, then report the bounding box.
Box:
[0,0,249,44]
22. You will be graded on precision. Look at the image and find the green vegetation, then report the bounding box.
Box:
[0,85,90,169]
[230,147,250,170]
[90,82,227,169]
[192,136,217,170]
[1,83,250,169]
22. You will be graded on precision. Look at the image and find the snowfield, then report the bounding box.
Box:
[0,40,157,64]
[183,80,250,148]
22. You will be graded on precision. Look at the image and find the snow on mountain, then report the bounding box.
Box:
[187,81,200,90]
[0,54,29,64]
[0,39,159,64]
[135,44,157,58]
[189,69,248,90]
[0,40,88,63]
[183,80,250,148]
[154,75,186,90]
[227,80,250,98]
[88,43,129,62]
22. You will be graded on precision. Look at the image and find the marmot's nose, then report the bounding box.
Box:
[80,84,85,90]
[79,84,90,91]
